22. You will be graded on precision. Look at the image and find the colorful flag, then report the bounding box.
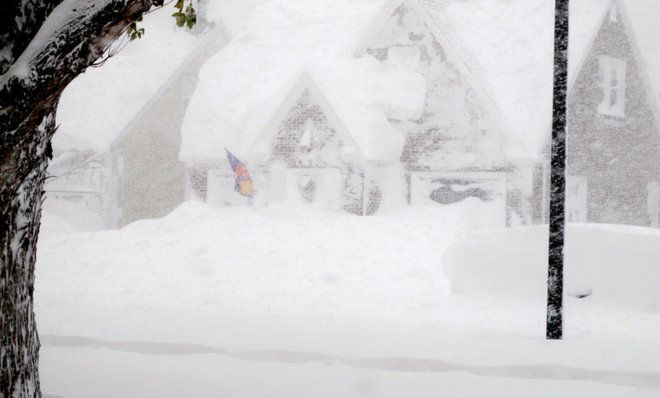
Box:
[224,148,254,198]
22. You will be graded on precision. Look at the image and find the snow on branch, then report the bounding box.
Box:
[0,0,160,91]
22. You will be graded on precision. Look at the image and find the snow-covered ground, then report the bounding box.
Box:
[35,202,660,397]
[39,345,660,398]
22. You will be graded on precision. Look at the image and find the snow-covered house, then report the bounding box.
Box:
[53,0,659,227]
[251,74,368,213]
[420,0,660,227]
[48,11,230,228]
[187,74,370,213]
[547,0,660,226]
[186,70,423,214]
[354,0,524,225]
[469,0,660,227]
[182,0,537,223]
[181,0,428,216]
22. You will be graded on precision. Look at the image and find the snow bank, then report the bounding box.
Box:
[41,197,106,233]
[443,224,660,312]
[35,201,660,373]
[35,200,498,352]
[39,213,77,235]
[180,0,426,162]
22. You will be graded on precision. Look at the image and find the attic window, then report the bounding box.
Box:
[609,4,618,23]
[299,129,312,153]
[597,56,626,118]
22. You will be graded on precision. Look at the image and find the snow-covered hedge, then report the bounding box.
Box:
[443,224,660,312]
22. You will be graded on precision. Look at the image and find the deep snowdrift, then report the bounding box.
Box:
[35,201,660,377]
[444,225,660,312]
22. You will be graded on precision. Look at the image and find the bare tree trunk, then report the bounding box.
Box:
[1,1,161,395]
[547,0,570,340]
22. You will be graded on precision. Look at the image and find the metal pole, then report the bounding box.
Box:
[547,0,569,340]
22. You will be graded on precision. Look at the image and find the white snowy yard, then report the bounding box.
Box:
[34,202,660,397]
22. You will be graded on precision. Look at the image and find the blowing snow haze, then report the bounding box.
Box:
[31,0,660,397]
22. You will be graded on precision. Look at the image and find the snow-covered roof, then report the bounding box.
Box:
[353,0,525,162]
[422,0,660,156]
[251,73,365,161]
[53,4,229,152]
[185,0,660,164]
[180,0,426,163]
[55,0,659,162]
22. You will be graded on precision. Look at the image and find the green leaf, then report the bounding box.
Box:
[171,0,197,29]
[186,16,195,29]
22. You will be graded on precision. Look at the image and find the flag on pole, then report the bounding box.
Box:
[224,148,254,198]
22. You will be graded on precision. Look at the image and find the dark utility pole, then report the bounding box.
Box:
[547,0,570,340]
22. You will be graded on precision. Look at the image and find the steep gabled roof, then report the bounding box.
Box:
[417,0,492,99]
[109,28,229,151]
[355,0,530,160]
[252,73,365,162]
[53,9,230,152]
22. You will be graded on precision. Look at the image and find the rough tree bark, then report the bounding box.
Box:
[547,0,569,340]
[1,1,162,395]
